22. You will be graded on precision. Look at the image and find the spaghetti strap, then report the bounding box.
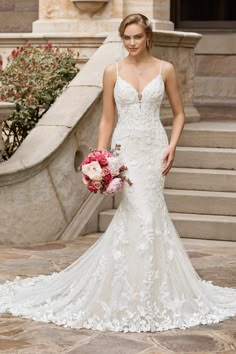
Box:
[159,60,163,75]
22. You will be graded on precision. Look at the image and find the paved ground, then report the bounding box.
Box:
[0,234,235,354]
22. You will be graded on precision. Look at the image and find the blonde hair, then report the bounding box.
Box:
[118,13,153,49]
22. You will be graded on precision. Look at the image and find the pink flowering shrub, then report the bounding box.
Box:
[0,43,79,158]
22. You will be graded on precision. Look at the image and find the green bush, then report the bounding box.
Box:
[0,43,79,158]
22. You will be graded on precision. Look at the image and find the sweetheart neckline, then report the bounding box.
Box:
[116,73,164,98]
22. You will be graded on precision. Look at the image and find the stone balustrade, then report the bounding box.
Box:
[0,33,106,71]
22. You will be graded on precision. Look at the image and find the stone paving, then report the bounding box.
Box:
[0,234,235,354]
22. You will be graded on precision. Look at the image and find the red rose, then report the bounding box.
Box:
[81,156,95,166]
[87,180,102,193]
[102,167,111,176]
[86,151,108,167]
[94,151,108,167]
[103,173,113,187]
[97,155,107,167]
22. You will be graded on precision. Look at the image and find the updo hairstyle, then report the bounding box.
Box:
[118,13,153,49]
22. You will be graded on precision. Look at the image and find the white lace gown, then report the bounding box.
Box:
[0,62,236,333]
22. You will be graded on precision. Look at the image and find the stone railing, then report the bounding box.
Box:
[0,30,201,244]
[0,33,106,71]
[0,102,15,162]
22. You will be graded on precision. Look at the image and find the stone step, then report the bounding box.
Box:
[99,209,115,233]
[170,213,236,241]
[114,189,236,215]
[164,189,236,216]
[114,187,236,213]
[174,146,236,170]
[165,120,236,148]
[98,209,236,241]
[165,168,236,192]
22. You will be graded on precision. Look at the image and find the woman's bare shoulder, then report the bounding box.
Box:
[103,63,117,83]
[159,60,177,83]
[103,63,117,85]
[104,63,116,74]
[161,60,176,74]
[151,57,174,73]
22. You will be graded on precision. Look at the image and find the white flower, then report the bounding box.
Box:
[81,161,103,181]
[107,156,123,176]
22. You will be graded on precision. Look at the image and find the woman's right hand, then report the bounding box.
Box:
[162,145,176,176]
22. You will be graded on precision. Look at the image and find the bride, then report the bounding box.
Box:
[0,13,235,333]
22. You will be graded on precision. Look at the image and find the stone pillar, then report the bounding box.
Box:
[124,0,173,30]
[33,0,173,33]
[0,102,15,161]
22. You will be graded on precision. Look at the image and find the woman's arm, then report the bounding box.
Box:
[162,62,185,175]
[97,64,116,150]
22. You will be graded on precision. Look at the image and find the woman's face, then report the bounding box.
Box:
[122,23,149,56]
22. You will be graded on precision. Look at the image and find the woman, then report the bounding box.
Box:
[0,13,235,333]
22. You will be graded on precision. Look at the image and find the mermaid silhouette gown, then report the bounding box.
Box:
[0,61,235,333]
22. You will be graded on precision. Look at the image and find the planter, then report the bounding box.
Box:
[71,0,109,16]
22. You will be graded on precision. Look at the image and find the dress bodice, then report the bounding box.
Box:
[113,62,165,134]
[111,61,168,192]
[112,61,168,154]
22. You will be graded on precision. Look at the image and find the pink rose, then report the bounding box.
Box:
[104,178,123,195]
[81,155,96,166]
[96,149,113,157]
[80,150,113,168]
[92,151,108,167]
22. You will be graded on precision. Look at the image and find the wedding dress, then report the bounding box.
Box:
[0,61,236,333]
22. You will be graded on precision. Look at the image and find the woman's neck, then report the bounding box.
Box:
[126,52,152,65]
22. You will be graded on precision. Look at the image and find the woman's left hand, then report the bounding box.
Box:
[162,145,176,176]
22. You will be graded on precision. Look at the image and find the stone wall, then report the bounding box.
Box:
[0,0,38,33]
[34,0,173,33]
[194,31,236,119]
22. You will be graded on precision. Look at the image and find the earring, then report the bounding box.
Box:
[147,39,150,47]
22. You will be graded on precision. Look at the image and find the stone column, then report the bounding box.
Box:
[124,0,173,30]
[0,102,15,161]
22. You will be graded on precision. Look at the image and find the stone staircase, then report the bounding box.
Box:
[98,120,236,241]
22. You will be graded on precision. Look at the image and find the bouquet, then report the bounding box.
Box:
[80,144,132,195]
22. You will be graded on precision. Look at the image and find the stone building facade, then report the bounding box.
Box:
[171,0,236,118]
[0,0,38,33]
